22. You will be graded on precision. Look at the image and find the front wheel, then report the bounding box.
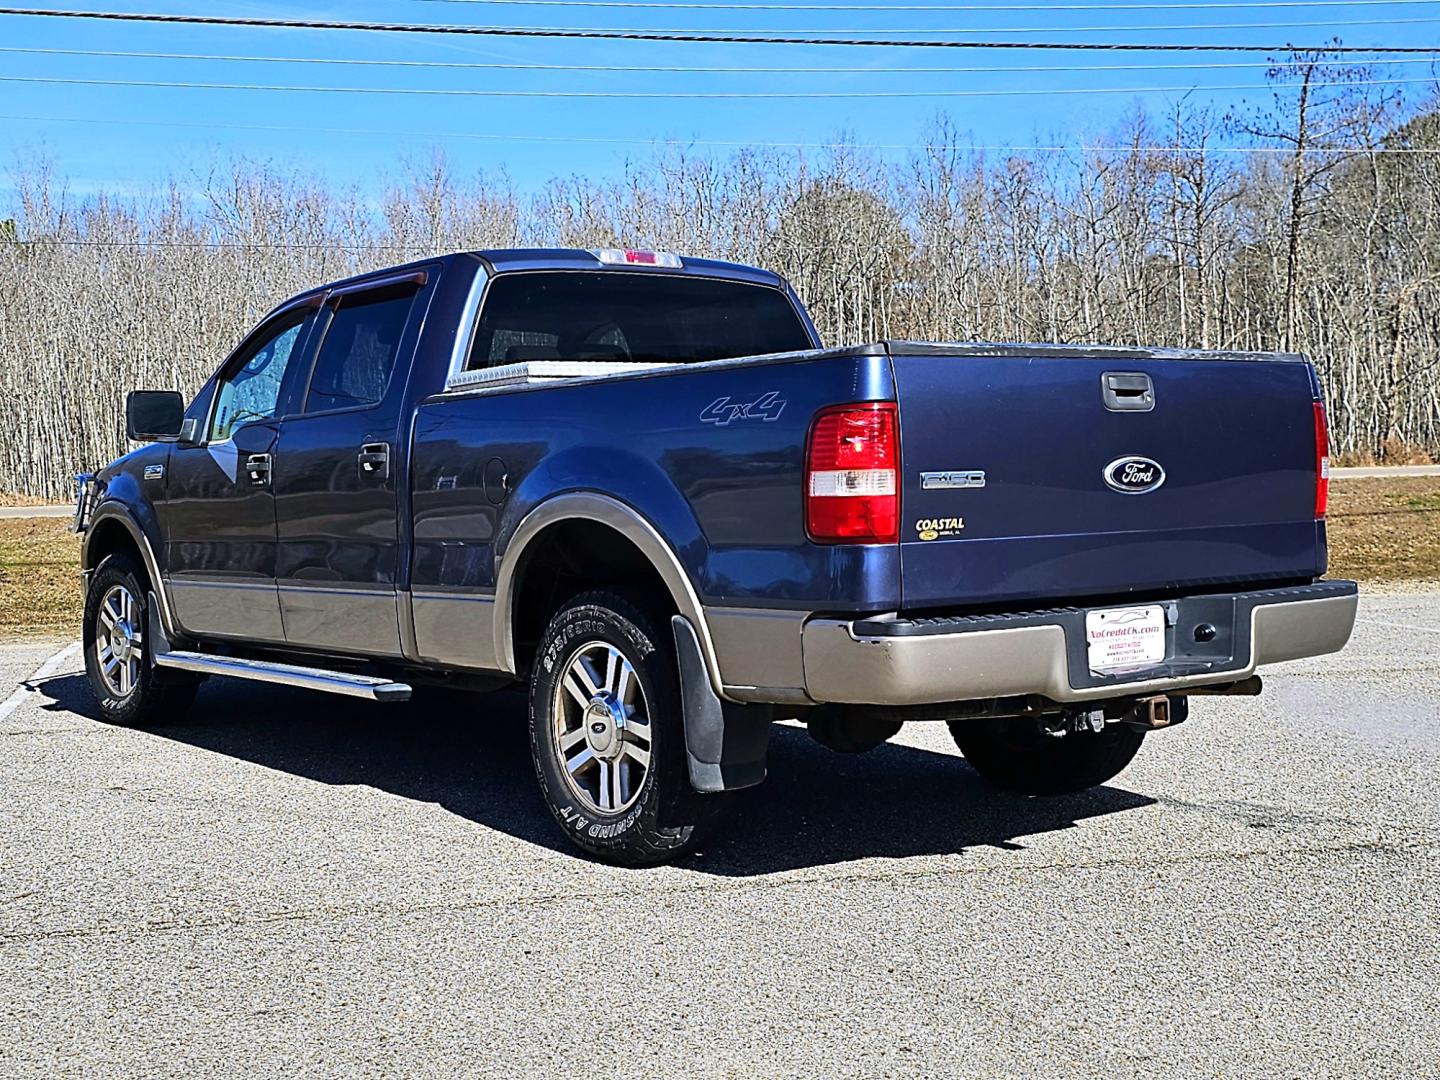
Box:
[948,716,1145,795]
[528,589,730,866]
[83,555,197,727]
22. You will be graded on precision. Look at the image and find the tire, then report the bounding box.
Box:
[83,554,197,727]
[528,588,730,866]
[947,716,1145,795]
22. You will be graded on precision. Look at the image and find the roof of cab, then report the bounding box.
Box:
[268,247,786,321]
[471,247,785,287]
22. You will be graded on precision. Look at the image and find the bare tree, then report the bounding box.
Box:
[5,89,1440,498]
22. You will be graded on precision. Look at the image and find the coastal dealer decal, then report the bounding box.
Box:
[915,516,965,541]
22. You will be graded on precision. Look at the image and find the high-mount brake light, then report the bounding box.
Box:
[592,248,684,269]
[1314,400,1330,520]
[805,402,900,544]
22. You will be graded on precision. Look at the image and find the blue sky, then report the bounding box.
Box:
[1,0,1437,198]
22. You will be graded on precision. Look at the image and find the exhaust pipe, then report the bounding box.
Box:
[1177,675,1263,698]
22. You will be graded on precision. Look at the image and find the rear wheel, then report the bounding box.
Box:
[528,589,730,865]
[83,555,197,727]
[948,716,1145,795]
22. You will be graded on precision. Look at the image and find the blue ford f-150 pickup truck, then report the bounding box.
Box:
[75,247,1359,864]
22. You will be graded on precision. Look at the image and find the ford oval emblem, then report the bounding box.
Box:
[1103,456,1166,494]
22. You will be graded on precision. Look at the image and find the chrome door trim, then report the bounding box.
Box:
[168,578,287,644]
[276,585,403,657]
[274,582,398,596]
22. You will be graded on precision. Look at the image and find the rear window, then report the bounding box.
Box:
[467,272,812,369]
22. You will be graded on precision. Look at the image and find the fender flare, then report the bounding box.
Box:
[82,501,180,639]
[492,492,728,698]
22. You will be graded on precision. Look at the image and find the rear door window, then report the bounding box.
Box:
[304,284,419,413]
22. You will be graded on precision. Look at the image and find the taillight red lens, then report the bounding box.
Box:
[1314,401,1330,519]
[805,402,900,543]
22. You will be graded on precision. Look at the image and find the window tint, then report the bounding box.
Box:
[209,311,310,442]
[468,272,812,369]
[305,286,417,413]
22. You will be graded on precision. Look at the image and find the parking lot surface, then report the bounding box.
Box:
[2,594,1437,1077]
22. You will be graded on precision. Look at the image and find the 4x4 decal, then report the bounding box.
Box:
[699,391,787,426]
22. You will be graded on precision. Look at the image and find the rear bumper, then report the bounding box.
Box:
[800,581,1358,706]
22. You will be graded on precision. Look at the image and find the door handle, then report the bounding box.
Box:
[1101,372,1155,412]
[358,442,390,481]
[244,453,272,486]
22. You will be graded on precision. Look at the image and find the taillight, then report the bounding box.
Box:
[805,402,900,543]
[1314,401,1330,519]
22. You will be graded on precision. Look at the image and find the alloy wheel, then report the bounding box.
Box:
[550,640,653,814]
[95,584,143,698]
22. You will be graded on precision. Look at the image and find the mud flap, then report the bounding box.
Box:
[671,615,772,793]
[146,592,204,686]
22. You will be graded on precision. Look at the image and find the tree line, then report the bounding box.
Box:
[3,55,1438,499]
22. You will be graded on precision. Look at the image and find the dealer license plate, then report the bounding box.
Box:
[1085,605,1167,674]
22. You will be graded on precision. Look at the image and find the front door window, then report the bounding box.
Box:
[210,312,310,442]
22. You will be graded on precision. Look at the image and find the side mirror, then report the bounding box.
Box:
[125,390,185,442]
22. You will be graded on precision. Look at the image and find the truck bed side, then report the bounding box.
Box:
[407,351,900,694]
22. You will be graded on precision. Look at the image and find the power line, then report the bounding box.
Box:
[8,6,1440,37]
[1,8,1438,52]
[406,0,1440,8]
[34,15,1417,36]
[4,44,1437,76]
[4,72,1431,98]
[5,111,1439,153]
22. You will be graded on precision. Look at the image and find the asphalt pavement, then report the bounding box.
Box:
[2,594,1437,1077]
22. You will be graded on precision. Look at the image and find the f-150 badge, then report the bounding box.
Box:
[920,470,986,490]
[700,391,787,426]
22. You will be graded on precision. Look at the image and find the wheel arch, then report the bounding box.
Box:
[495,492,725,696]
[81,503,178,637]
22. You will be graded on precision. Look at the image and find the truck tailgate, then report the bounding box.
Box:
[891,348,1324,609]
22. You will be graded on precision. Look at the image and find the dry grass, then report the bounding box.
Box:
[1326,476,1440,583]
[1331,440,1437,468]
[0,477,1435,639]
[0,517,82,638]
[0,491,65,507]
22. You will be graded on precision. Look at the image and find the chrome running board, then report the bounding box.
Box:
[148,595,411,702]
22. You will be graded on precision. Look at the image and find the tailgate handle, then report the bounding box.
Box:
[1102,372,1155,412]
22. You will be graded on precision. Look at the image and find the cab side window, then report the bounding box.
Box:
[304,285,418,414]
[209,311,311,442]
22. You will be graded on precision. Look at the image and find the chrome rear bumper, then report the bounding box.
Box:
[801,581,1359,706]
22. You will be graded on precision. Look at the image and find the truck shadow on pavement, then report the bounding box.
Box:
[44,674,1155,875]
